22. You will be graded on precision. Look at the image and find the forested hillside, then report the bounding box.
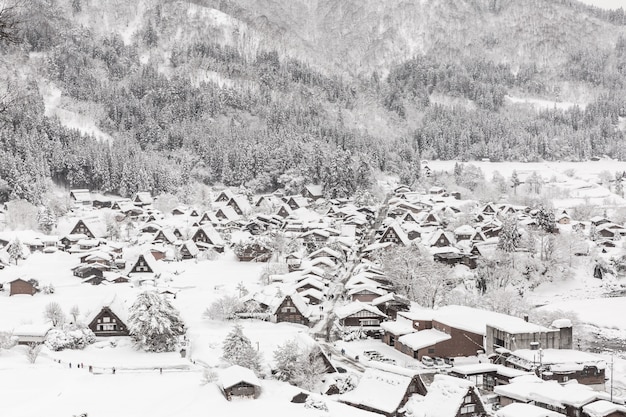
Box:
[1,0,626,205]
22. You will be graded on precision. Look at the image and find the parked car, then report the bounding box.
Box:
[421,356,434,367]
[434,357,446,367]
[363,350,382,360]
[380,358,396,365]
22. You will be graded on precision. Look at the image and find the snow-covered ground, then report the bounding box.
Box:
[39,81,113,143]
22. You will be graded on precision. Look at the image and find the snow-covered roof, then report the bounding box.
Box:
[434,305,551,336]
[293,277,327,292]
[583,400,626,417]
[528,381,600,408]
[219,365,261,390]
[496,402,566,417]
[402,374,478,417]
[303,184,323,197]
[371,292,410,307]
[380,320,416,336]
[12,324,53,337]
[347,285,387,297]
[335,301,387,319]
[551,319,572,329]
[508,349,606,371]
[340,368,414,414]
[398,329,451,351]
[397,309,434,322]
[299,288,324,302]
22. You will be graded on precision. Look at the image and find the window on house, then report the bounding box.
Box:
[562,376,569,382]
[103,316,110,323]
[360,319,380,326]
[428,348,435,354]
[460,404,475,415]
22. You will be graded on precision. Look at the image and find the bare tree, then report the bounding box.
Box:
[70,305,80,324]
[44,302,65,327]
[26,342,42,363]
[0,2,21,45]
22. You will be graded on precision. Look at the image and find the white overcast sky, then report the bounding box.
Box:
[577,0,625,9]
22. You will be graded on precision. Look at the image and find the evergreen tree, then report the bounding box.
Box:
[497,215,521,253]
[8,238,23,265]
[128,292,186,352]
[222,324,261,373]
[510,170,521,195]
[536,205,556,234]
[37,206,56,234]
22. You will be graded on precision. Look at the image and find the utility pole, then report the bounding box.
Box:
[611,352,614,402]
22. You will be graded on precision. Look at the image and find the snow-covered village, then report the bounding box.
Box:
[2,159,626,417]
[4,0,626,416]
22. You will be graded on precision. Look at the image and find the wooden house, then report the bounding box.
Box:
[219,365,261,400]
[153,229,177,245]
[178,240,199,259]
[214,189,235,203]
[403,374,487,417]
[88,306,129,337]
[427,229,455,248]
[302,184,323,200]
[286,195,309,210]
[215,206,241,222]
[227,196,252,216]
[69,219,103,239]
[127,253,159,276]
[371,293,411,320]
[70,189,92,206]
[191,225,225,252]
[133,192,153,207]
[378,223,410,246]
[12,324,52,345]
[276,204,293,218]
[236,243,272,262]
[8,278,38,296]
[348,285,387,303]
[340,365,427,417]
[272,293,311,326]
[335,301,387,329]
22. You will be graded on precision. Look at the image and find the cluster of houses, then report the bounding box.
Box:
[2,183,626,416]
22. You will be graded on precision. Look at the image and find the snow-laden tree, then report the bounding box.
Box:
[380,244,453,308]
[26,343,42,364]
[510,170,521,195]
[222,324,261,373]
[70,305,80,324]
[497,215,521,253]
[203,295,241,321]
[37,206,56,234]
[273,339,302,382]
[293,346,328,391]
[536,205,556,234]
[44,302,65,327]
[8,237,23,265]
[128,291,186,352]
[273,341,327,390]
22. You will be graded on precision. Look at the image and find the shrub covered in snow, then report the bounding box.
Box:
[45,325,96,351]
[304,396,328,412]
[203,295,242,321]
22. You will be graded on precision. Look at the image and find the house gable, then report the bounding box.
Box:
[70,220,95,239]
[88,306,129,337]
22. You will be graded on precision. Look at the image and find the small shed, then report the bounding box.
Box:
[9,278,38,296]
[13,324,52,345]
[219,365,261,400]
